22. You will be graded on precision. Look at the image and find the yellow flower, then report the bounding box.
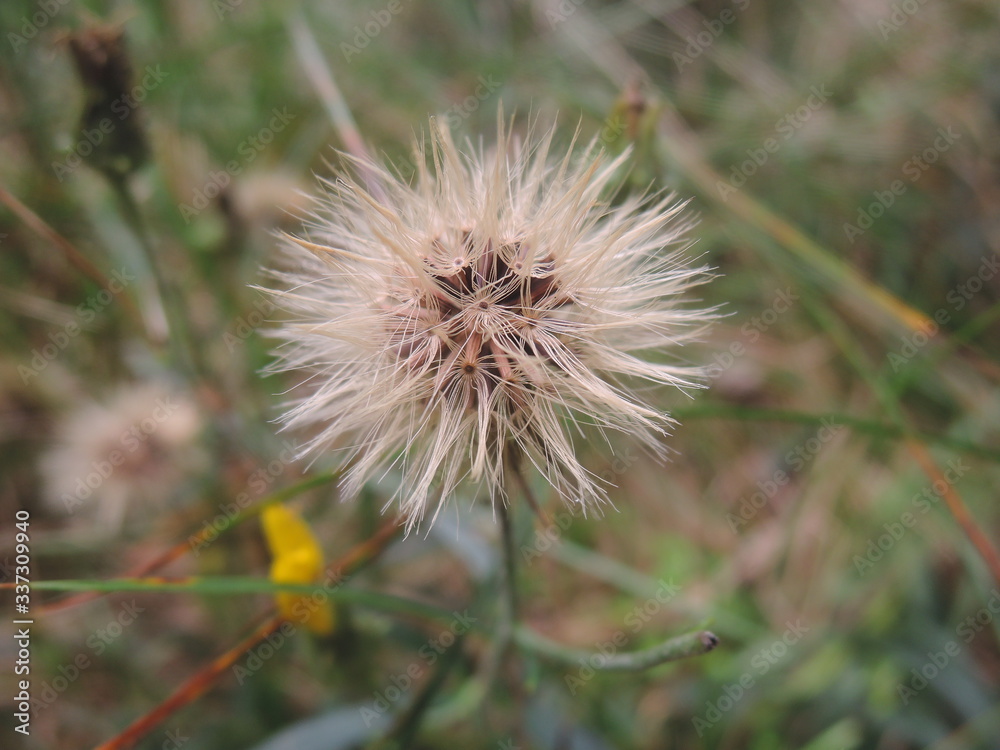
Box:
[261,504,335,635]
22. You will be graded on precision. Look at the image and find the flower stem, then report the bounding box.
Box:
[497,500,519,635]
[472,482,523,704]
[286,12,386,201]
[109,175,201,381]
[514,626,719,672]
[509,456,550,524]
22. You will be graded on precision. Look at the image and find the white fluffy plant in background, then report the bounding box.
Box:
[42,383,204,535]
[263,114,714,531]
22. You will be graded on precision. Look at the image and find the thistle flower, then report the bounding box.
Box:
[265,115,713,530]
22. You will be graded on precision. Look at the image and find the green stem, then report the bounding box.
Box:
[498,501,519,637]
[474,500,519,699]
[672,403,1000,463]
[109,175,201,381]
[28,577,453,620]
[515,626,719,672]
[191,471,340,544]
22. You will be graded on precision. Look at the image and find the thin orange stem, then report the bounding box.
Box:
[907,440,1000,584]
[38,536,198,614]
[91,516,402,750]
[93,615,284,750]
[0,182,143,324]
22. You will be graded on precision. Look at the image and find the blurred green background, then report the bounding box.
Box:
[2,1,999,748]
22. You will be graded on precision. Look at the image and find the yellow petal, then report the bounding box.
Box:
[261,503,323,564]
[262,504,335,635]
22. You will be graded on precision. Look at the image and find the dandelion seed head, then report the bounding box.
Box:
[264,113,714,531]
[41,383,203,531]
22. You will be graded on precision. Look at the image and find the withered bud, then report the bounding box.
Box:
[65,25,148,179]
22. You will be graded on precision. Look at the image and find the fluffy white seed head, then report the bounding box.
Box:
[41,383,203,532]
[263,115,714,531]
